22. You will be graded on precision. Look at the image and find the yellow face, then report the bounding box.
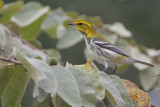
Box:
[69,20,95,35]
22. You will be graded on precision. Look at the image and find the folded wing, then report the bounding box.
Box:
[93,38,129,57]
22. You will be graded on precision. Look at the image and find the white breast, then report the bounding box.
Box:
[84,37,120,65]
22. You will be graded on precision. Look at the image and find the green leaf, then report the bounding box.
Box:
[11,1,49,27]
[140,66,160,91]
[15,52,57,94]
[41,9,67,38]
[56,27,83,49]
[52,93,71,107]
[0,13,12,24]
[0,25,7,49]
[0,1,24,23]
[76,60,105,100]
[0,1,24,14]
[0,60,8,70]
[100,72,125,107]
[0,61,11,96]
[110,75,134,107]
[67,64,97,107]
[51,66,81,107]
[21,15,46,41]
[1,65,30,107]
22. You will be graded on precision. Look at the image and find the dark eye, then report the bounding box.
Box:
[78,23,83,25]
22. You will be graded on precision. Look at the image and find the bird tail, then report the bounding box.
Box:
[133,59,154,67]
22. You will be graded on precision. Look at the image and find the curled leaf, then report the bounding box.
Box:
[122,79,151,107]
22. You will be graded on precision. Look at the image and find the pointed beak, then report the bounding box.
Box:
[68,23,76,26]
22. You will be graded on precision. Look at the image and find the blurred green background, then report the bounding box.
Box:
[3,0,160,106]
[12,0,159,65]
[5,0,160,49]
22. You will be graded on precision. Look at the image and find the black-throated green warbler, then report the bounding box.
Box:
[69,20,153,73]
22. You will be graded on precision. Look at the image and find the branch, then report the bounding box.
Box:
[0,56,22,65]
[11,32,38,50]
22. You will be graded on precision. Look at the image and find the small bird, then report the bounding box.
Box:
[68,19,154,73]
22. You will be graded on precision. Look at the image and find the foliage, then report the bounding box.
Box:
[123,79,151,107]
[0,1,160,107]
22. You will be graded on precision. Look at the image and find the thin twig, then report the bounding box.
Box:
[0,56,22,65]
